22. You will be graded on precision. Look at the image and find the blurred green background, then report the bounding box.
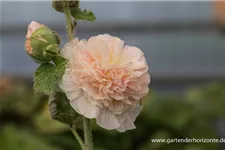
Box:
[0,77,225,150]
[0,1,225,150]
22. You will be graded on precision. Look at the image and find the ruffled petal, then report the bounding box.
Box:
[61,38,79,59]
[70,94,100,119]
[98,34,124,63]
[88,36,110,65]
[116,104,142,132]
[59,68,100,119]
[132,61,148,77]
[122,46,143,62]
[116,116,136,132]
[96,109,120,129]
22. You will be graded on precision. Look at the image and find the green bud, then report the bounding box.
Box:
[52,0,79,13]
[25,21,61,63]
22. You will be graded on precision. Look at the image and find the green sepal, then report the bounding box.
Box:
[71,8,96,22]
[44,44,60,58]
[53,31,61,44]
[32,27,60,45]
[25,48,48,64]
[30,36,52,62]
[48,92,81,126]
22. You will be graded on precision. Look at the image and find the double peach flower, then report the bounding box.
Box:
[59,34,150,132]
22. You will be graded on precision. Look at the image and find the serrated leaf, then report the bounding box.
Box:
[48,92,82,126]
[71,8,96,22]
[34,55,68,94]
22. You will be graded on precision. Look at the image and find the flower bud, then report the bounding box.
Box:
[52,0,79,13]
[25,21,61,63]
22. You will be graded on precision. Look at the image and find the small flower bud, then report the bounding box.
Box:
[25,21,61,63]
[52,0,79,13]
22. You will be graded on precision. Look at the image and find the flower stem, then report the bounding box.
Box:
[63,2,94,150]
[63,2,74,41]
[83,117,93,150]
[63,2,87,150]
[70,126,85,150]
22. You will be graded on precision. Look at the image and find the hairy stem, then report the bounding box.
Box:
[63,2,87,150]
[83,117,93,150]
[70,126,85,149]
[63,2,74,41]
[63,2,94,150]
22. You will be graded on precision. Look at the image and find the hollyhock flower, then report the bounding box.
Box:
[25,21,61,63]
[59,34,150,132]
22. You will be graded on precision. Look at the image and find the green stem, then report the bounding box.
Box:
[83,117,93,150]
[63,2,74,41]
[63,2,94,150]
[63,2,86,150]
[70,126,85,149]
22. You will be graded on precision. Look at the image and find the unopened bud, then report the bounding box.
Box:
[25,21,61,63]
[52,0,79,13]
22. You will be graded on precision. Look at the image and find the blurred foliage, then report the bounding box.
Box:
[34,103,68,133]
[0,125,61,150]
[0,76,224,150]
[48,92,82,127]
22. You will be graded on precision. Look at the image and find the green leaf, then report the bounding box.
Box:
[71,8,96,22]
[33,55,68,94]
[48,92,82,126]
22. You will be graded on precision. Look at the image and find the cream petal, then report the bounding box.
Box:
[116,116,136,132]
[139,73,151,86]
[109,101,128,115]
[58,69,75,91]
[110,93,125,100]
[112,40,124,63]
[132,61,148,77]
[127,105,143,127]
[84,105,101,118]
[88,37,110,65]
[91,70,104,82]
[122,45,143,62]
[66,90,82,100]
[129,94,142,100]
[70,94,100,119]
[114,101,125,112]
[98,34,124,63]
[87,97,103,108]
[60,69,100,119]
[96,109,120,130]
[61,38,79,59]
[134,73,150,95]
[116,104,142,132]
[82,83,98,97]
[60,74,83,101]
[74,41,89,64]
[82,83,106,100]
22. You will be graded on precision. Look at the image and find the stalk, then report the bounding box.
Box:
[63,2,74,41]
[63,2,94,150]
[83,117,93,150]
[70,125,85,149]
